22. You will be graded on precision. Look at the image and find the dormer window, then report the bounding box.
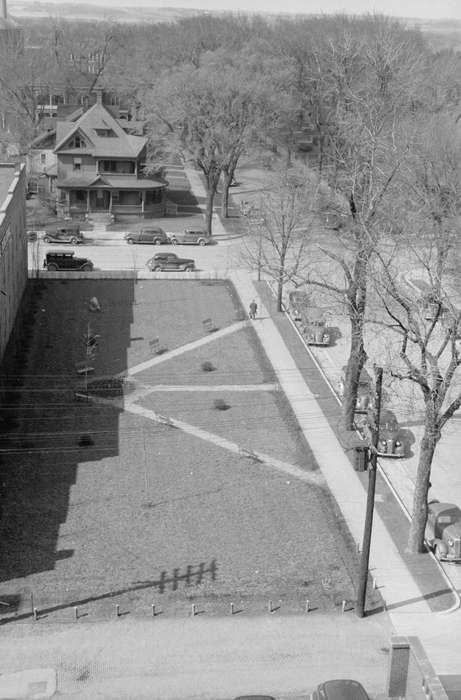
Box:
[67,133,86,149]
[94,128,116,137]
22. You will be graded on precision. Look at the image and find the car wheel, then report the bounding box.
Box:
[198,239,206,246]
[46,263,58,271]
[127,238,134,245]
[170,238,177,245]
[70,237,78,244]
[152,265,162,271]
[82,264,92,271]
[154,239,161,245]
[43,236,50,243]
[185,265,194,271]
[434,544,444,561]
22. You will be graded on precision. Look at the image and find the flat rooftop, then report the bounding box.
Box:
[0,164,18,209]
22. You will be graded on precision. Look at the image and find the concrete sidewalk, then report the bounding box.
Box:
[229,269,461,675]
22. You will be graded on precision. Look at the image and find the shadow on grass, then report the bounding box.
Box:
[0,559,218,624]
[0,279,135,583]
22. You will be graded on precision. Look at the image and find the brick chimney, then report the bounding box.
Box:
[94,87,103,105]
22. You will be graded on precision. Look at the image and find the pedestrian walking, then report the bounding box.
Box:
[249,300,258,320]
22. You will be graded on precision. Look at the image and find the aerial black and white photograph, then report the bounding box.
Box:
[0,0,460,697]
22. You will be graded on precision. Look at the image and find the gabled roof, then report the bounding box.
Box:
[30,129,56,149]
[54,102,147,159]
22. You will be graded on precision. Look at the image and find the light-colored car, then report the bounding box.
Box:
[301,308,331,346]
[339,366,373,413]
[288,290,310,321]
[311,680,370,700]
[425,501,461,562]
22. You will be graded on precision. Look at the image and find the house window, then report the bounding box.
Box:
[112,190,119,201]
[40,153,46,165]
[76,190,86,202]
[94,128,116,137]
[73,157,82,171]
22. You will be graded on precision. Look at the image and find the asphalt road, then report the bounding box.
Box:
[29,238,243,275]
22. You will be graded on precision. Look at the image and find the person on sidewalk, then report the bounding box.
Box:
[249,300,258,320]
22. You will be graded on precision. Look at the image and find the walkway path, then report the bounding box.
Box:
[228,268,461,675]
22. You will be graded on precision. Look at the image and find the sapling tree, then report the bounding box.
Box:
[240,166,317,312]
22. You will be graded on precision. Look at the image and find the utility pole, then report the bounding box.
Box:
[356,365,383,618]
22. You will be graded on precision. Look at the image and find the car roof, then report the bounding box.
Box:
[46,222,81,232]
[47,249,75,255]
[289,291,310,304]
[317,680,369,700]
[429,502,461,518]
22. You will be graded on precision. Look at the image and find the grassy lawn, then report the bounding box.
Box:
[0,279,365,621]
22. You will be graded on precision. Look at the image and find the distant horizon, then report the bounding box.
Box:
[9,0,461,21]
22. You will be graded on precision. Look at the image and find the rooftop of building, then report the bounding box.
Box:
[0,163,18,207]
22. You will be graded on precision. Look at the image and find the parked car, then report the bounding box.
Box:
[357,409,405,458]
[124,228,170,245]
[234,697,276,700]
[425,501,461,562]
[339,366,373,413]
[43,250,94,271]
[301,308,331,346]
[43,224,84,245]
[288,290,310,321]
[168,228,212,246]
[146,252,195,272]
[311,680,370,700]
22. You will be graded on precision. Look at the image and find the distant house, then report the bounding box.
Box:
[26,128,58,196]
[54,92,166,220]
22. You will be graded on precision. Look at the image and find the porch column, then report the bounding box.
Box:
[86,190,90,213]
[109,190,113,212]
[141,191,145,214]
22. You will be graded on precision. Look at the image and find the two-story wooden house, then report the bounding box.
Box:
[54,94,166,220]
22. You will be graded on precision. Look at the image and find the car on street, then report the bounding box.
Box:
[311,680,370,700]
[43,224,84,245]
[300,308,331,346]
[288,290,310,320]
[425,501,461,562]
[124,227,170,245]
[43,250,94,271]
[339,366,373,413]
[168,228,212,246]
[357,409,405,458]
[146,252,195,272]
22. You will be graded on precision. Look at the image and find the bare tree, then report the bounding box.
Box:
[144,60,263,234]
[241,166,317,311]
[372,115,461,553]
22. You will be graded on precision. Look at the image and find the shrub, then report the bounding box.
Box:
[214,398,230,411]
[201,361,215,372]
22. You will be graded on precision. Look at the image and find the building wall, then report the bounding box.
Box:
[57,153,96,180]
[0,163,27,362]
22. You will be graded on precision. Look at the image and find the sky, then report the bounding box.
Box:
[11,0,461,20]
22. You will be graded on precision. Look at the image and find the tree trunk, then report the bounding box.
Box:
[204,167,221,235]
[221,169,234,219]
[276,258,286,312]
[407,420,438,553]
[342,322,367,430]
[205,187,216,236]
